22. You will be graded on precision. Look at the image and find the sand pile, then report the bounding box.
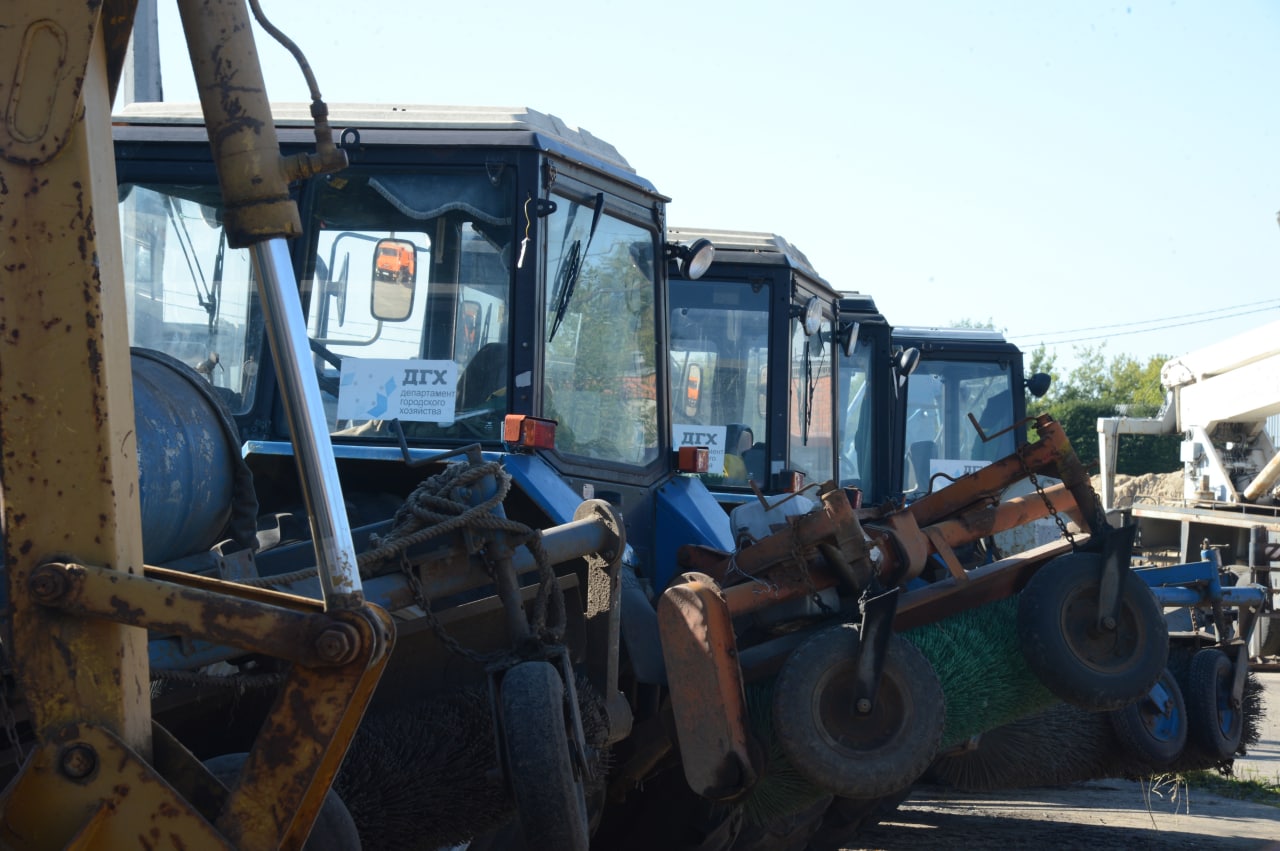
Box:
[1091,471,1184,509]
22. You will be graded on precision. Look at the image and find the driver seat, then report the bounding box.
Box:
[457,342,508,410]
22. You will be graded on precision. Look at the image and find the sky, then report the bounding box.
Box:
[146,0,1280,377]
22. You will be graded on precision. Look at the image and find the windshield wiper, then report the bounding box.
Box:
[548,192,604,342]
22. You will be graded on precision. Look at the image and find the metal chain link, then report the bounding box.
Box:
[1017,448,1076,548]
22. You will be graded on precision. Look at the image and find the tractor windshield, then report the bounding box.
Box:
[668,279,771,487]
[902,358,1015,497]
[542,194,662,467]
[302,169,514,440]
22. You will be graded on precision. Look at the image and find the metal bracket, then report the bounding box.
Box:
[851,587,900,715]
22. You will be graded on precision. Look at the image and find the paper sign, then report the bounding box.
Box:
[672,424,727,475]
[337,359,458,422]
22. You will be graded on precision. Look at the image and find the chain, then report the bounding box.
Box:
[398,552,506,666]
[1017,448,1076,548]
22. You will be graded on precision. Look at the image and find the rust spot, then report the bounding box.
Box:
[19,540,32,555]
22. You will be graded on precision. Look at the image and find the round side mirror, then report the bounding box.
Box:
[1026,372,1052,398]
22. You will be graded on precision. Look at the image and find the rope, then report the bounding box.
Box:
[362,460,566,664]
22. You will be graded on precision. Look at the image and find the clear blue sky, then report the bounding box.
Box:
[149,0,1280,376]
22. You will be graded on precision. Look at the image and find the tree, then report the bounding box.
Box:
[1030,343,1177,475]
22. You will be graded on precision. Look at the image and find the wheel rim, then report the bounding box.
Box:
[813,661,911,756]
[1212,664,1241,740]
[1058,582,1144,673]
[1138,678,1182,744]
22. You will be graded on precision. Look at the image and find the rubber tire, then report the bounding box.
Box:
[500,660,589,851]
[1017,551,1168,711]
[1107,667,1187,766]
[771,624,945,800]
[204,752,361,850]
[1185,648,1245,760]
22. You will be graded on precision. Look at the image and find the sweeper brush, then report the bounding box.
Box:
[334,679,610,850]
[901,596,1059,749]
[925,642,1267,791]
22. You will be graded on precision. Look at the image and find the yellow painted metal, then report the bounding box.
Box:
[0,2,395,847]
[30,560,340,667]
[0,725,233,849]
[0,1,151,769]
[216,604,394,849]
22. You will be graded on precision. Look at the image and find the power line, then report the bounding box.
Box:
[1008,296,1280,341]
[1018,303,1280,347]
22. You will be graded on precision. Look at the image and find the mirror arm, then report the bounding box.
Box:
[311,320,385,348]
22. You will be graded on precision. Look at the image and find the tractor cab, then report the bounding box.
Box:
[890,326,1049,502]
[665,229,849,515]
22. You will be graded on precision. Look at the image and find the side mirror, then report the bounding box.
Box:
[837,320,860,359]
[1025,372,1052,398]
[683,362,703,418]
[371,238,417,322]
[895,347,920,379]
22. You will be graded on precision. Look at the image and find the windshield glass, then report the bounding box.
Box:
[118,183,262,414]
[668,279,770,487]
[789,310,835,487]
[303,169,514,440]
[838,327,875,490]
[903,358,1014,497]
[542,195,660,467]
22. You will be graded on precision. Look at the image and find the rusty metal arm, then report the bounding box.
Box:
[906,415,1101,533]
[28,562,372,669]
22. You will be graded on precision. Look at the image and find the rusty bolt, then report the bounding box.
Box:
[855,698,873,714]
[314,623,360,665]
[60,743,97,781]
[29,564,70,603]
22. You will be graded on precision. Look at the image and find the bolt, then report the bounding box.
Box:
[1102,616,1117,630]
[856,698,873,714]
[29,565,70,602]
[314,623,359,665]
[60,744,97,781]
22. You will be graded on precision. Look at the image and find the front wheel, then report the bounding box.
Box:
[500,660,589,851]
[1017,552,1167,711]
[772,624,944,800]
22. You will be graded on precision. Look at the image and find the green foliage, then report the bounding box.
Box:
[1023,343,1178,475]
[1182,769,1280,808]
